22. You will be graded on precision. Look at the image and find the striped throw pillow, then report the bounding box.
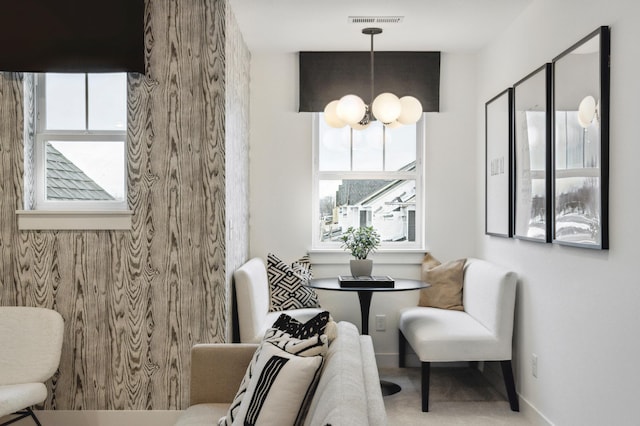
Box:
[218,330,328,426]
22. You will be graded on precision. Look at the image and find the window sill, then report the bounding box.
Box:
[308,249,427,265]
[16,210,133,230]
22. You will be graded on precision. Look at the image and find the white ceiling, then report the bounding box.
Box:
[228,0,532,53]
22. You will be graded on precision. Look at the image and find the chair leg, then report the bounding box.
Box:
[0,407,41,426]
[398,331,430,412]
[398,330,407,368]
[500,360,519,412]
[421,362,430,412]
[28,407,41,426]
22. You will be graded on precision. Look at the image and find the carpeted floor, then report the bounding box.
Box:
[379,367,533,425]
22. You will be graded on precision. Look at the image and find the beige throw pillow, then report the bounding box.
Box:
[418,254,465,310]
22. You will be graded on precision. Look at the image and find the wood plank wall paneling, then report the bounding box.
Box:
[200,0,228,348]
[0,73,23,306]
[0,0,250,411]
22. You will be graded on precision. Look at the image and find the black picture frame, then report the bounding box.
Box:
[485,88,513,238]
[552,26,610,249]
[513,64,552,243]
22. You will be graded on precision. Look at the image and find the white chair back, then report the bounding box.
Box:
[463,258,517,352]
[0,306,64,385]
[234,258,270,342]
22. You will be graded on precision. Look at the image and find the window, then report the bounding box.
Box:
[18,73,131,230]
[312,114,425,249]
[35,73,127,209]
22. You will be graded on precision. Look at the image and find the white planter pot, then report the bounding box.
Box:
[350,259,373,277]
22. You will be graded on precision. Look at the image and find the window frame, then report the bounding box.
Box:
[311,114,426,250]
[33,72,128,212]
[16,73,133,230]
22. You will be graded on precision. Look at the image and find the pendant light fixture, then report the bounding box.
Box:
[324,27,423,130]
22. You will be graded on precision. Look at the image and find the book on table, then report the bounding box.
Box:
[338,275,395,288]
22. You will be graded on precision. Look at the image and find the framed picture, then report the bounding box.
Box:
[552,26,610,249]
[485,88,513,238]
[513,64,552,242]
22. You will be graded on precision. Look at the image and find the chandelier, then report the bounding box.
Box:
[324,27,423,130]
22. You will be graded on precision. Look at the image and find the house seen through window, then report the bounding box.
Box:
[31,73,127,210]
[313,114,424,249]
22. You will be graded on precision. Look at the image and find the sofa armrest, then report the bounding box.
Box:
[189,343,258,405]
[359,335,388,426]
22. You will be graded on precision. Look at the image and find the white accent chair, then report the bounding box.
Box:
[0,307,64,426]
[233,258,323,343]
[398,258,519,412]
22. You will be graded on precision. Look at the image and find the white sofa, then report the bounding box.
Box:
[398,257,519,412]
[174,321,387,426]
[234,257,324,343]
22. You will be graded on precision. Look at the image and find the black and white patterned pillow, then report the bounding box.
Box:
[267,253,320,311]
[272,311,331,339]
[218,330,328,426]
[290,254,312,281]
[263,328,328,356]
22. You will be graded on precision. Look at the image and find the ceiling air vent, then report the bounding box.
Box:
[348,16,404,24]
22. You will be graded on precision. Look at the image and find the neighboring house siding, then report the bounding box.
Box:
[331,161,417,242]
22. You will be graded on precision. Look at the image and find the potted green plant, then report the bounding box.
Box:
[340,226,381,277]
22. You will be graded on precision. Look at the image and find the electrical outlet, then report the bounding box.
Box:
[375,315,386,331]
[532,353,538,378]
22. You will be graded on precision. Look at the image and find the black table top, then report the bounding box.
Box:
[308,277,429,293]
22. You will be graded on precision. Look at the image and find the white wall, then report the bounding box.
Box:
[249,52,313,262]
[249,51,478,364]
[477,1,640,424]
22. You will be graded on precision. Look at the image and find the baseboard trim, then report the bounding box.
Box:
[481,361,554,426]
[376,352,397,367]
[26,410,183,426]
[376,352,419,368]
[518,395,555,426]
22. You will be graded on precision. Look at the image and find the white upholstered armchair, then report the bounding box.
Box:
[0,307,64,425]
[233,257,323,343]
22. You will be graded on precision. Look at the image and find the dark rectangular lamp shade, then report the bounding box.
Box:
[0,0,145,73]
[299,51,440,113]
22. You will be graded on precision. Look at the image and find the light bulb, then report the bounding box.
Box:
[577,95,596,128]
[397,96,423,124]
[336,95,367,125]
[324,100,346,128]
[372,93,401,124]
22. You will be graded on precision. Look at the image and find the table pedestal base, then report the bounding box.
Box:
[357,291,372,335]
[381,380,401,396]
[307,278,429,400]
